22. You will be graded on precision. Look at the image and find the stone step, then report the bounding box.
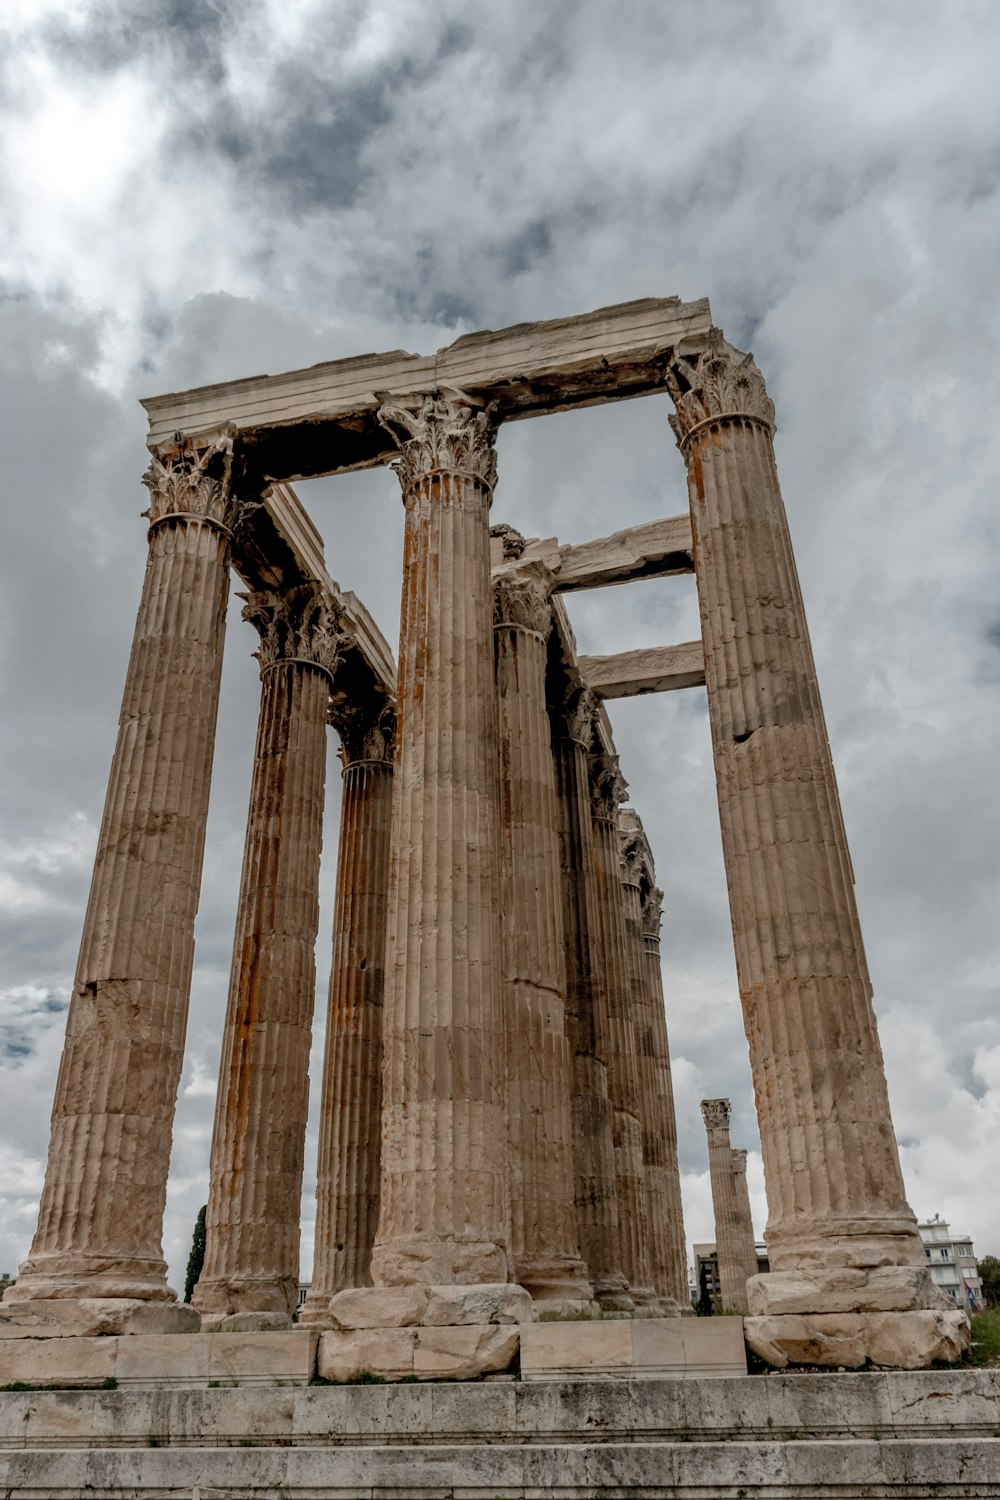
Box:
[1,1436,999,1498]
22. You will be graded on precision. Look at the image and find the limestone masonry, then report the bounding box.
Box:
[1,296,969,1395]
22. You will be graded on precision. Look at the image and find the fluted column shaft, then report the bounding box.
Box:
[9,437,234,1304]
[371,394,511,1288]
[195,586,340,1323]
[552,694,631,1311]
[494,568,593,1308]
[641,894,691,1310]
[301,706,394,1327]
[668,332,922,1279]
[701,1099,750,1312]
[732,1148,761,1290]
[590,759,656,1306]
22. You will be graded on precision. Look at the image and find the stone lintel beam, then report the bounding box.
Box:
[516,515,694,591]
[230,481,396,700]
[579,641,705,699]
[141,296,713,478]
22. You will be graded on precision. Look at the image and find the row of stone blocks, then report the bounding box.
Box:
[0,1320,747,1388]
[0,1373,998,1497]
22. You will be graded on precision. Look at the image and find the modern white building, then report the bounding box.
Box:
[918,1217,984,1312]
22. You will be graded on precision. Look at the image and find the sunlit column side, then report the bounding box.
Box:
[300,701,395,1328]
[551,687,633,1312]
[701,1098,750,1313]
[368,392,515,1292]
[666,331,938,1323]
[4,434,236,1326]
[731,1148,762,1293]
[589,753,657,1309]
[195,585,341,1329]
[639,884,691,1312]
[493,560,596,1314]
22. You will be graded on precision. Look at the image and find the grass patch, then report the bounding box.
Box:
[970,1309,1000,1367]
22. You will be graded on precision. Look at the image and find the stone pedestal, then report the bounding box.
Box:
[300,702,394,1328]
[330,392,524,1375]
[668,330,963,1366]
[590,755,658,1310]
[701,1099,752,1314]
[552,689,632,1313]
[2,435,235,1329]
[194,586,342,1329]
[493,559,596,1316]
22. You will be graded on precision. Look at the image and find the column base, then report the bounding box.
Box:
[745,1308,970,1370]
[0,1297,199,1339]
[192,1276,297,1324]
[747,1265,954,1317]
[516,1256,599,1320]
[296,1290,336,1330]
[5,1254,175,1304]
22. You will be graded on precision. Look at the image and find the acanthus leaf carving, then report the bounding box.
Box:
[558,683,599,748]
[242,584,345,683]
[141,429,236,530]
[700,1097,732,1132]
[589,753,628,822]
[641,885,664,939]
[666,327,775,447]
[328,697,396,768]
[492,564,553,637]
[376,390,498,494]
[731,1147,749,1175]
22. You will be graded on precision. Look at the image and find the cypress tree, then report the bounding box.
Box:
[183,1204,207,1303]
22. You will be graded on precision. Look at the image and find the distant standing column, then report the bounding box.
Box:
[494,563,595,1314]
[367,392,516,1296]
[590,754,657,1309]
[195,585,341,1329]
[552,687,632,1312]
[301,701,395,1327]
[666,331,958,1365]
[701,1098,750,1314]
[731,1148,761,1292]
[3,435,235,1331]
[636,877,690,1312]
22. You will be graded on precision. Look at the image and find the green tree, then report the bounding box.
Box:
[978,1255,1000,1308]
[183,1204,207,1304]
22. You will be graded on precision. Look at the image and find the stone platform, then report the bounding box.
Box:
[0,1372,998,1496]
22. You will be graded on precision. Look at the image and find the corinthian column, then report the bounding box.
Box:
[701,1099,750,1313]
[669,330,960,1365]
[3,435,235,1332]
[493,562,595,1315]
[551,687,632,1312]
[624,854,689,1314]
[346,391,522,1321]
[731,1149,762,1292]
[590,755,657,1310]
[300,700,394,1328]
[195,585,342,1329]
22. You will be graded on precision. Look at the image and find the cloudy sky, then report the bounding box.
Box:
[1,0,998,1294]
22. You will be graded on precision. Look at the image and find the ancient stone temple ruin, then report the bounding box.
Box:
[1,296,971,1415]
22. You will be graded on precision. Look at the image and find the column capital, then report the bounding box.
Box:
[376,389,498,495]
[701,1097,732,1132]
[328,697,396,769]
[241,584,345,685]
[665,328,775,450]
[492,562,554,638]
[141,429,236,535]
[641,885,664,940]
[554,682,599,749]
[732,1147,749,1175]
[589,753,628,824]
[619,834,643,890]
